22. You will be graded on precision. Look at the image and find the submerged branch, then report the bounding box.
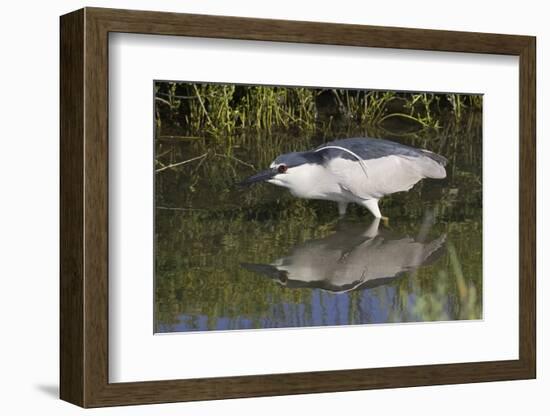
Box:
[155,153,208,173]
[156,206,208,211]
[213,153,256,170]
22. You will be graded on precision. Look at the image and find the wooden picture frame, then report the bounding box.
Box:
[60,7,536,408]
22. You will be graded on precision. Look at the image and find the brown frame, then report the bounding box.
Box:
[60,7,536,408]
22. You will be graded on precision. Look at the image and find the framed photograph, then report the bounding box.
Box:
[60,7,536,407]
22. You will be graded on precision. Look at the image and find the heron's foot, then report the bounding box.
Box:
[337,202,349,217]
[363,217,381,238]
[381,216,390,227]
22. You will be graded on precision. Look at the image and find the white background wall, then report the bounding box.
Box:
[0,0,546,414]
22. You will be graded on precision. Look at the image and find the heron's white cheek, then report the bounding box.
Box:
[267,176,286,187]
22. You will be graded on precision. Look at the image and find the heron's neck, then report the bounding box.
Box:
[284,164,341,200]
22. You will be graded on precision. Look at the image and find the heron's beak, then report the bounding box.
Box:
[241,263,289,283]
[241,263,279,277]
[238,169,276,186]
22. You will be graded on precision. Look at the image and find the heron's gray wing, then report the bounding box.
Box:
[318,151,423,199]
[315,138,446,198]
[345,234,447,285]
[315,137,447,165]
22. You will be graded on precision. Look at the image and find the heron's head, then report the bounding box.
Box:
[239,151,320,191]
[241,263,289,285]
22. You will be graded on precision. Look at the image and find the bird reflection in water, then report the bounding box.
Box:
[242,216,446,294]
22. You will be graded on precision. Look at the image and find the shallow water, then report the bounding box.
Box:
[154,127,482,333]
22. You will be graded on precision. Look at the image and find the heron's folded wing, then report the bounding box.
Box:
[318,150,424,199]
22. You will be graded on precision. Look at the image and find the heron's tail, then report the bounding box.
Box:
[421,149,448,166]
[417,150,447,179]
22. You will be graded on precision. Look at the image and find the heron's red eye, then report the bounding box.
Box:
[277,164,288,174]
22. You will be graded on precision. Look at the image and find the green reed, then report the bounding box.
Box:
[154,83,476,141]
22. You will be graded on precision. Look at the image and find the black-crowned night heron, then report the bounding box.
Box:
[241,137,447,220]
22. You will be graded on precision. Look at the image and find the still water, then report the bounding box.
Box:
[154,133,482,333]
